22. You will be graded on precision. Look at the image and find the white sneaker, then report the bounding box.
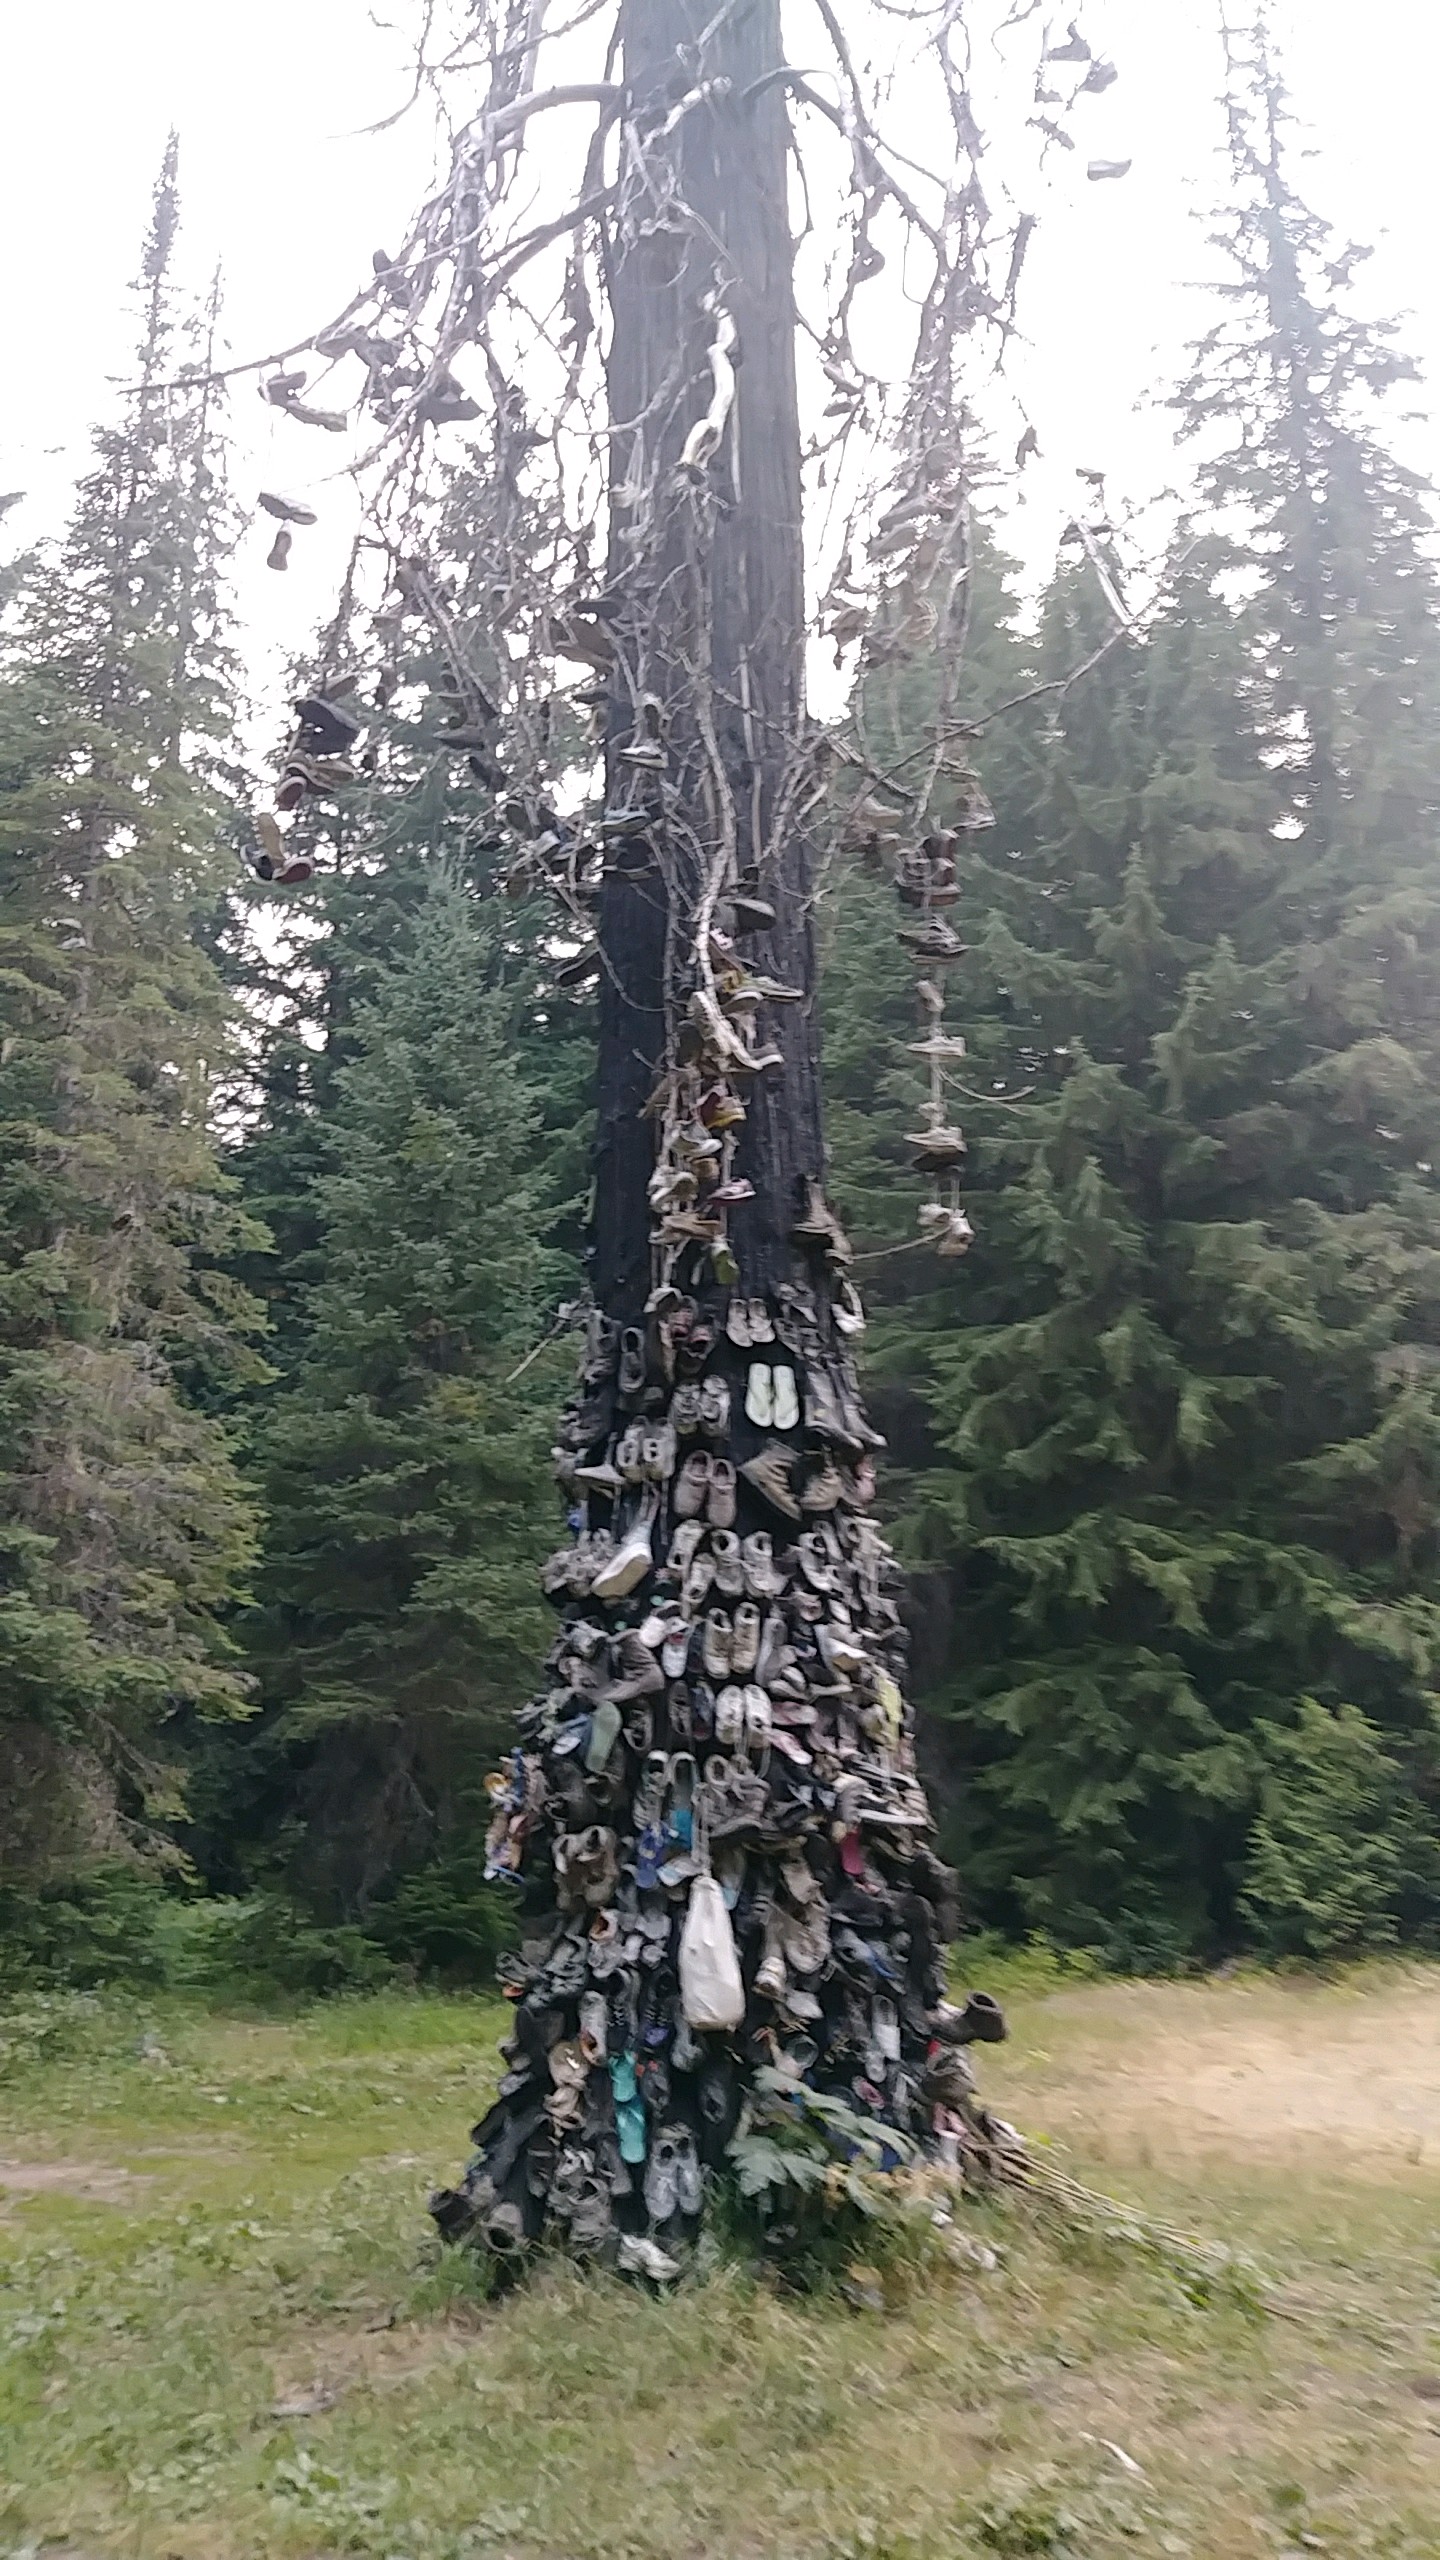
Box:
[618,2232,681,2282]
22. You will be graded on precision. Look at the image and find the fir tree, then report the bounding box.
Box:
[854,39,1440,1962]
[0,147,260,1877]
[240,877,566,1913]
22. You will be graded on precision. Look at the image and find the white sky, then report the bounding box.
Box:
[3,0,1438,721]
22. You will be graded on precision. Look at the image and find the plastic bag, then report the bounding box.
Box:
[679,1871,745,2030]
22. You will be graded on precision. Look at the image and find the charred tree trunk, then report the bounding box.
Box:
[430,0,1011,2285]
[592,0,822,1320]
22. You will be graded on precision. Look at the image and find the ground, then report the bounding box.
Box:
[2,1958,1438,2559]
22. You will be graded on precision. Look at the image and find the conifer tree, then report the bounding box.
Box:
[0,147,260,1878]
[240,878,568,1911]
[850,37,1440,1961]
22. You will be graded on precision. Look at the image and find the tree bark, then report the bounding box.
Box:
[592,0,823,1319]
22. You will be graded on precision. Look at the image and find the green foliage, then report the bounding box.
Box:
[823,68,1440,1963]
[0,152,261,1881]
[1239,1696,1438,1958]
[237,877,562,1913]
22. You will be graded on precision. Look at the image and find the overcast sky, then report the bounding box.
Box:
[4,0,1438,719]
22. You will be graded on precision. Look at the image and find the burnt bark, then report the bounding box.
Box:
[591,0,823,1320]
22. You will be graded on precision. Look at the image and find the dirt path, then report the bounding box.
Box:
[986,1967,1440,2179]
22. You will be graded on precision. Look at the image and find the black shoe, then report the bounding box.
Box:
[294,695,363,755]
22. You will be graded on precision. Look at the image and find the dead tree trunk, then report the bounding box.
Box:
[431,0,1011,2282]
[592,0,822,1320]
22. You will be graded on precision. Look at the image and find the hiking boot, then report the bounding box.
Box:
[740,1444,800,1521]
[930,1991,1007,2046]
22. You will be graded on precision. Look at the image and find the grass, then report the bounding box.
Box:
[2,1964,1439,2558]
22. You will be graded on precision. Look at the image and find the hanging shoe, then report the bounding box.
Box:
[258,491,317,525]
[896,915,967,958]
[698,1376,731,1440]
[726,1297,752,1349]
[934,1208,975,1258]
[907,1124,967,1170]
[617,2232,681,2283]
[731,890,776,933]
[730,1602,762,1675]
[295,694,363,755]
[711,1533,745,1600]
[739,1444,800,1522]
[619,695,668,769]
[590,1498,658,1602]
[906,1032,968,1060]
[1086,158,1132,180]
[266,528,292,572]
[792,1178,839,1247]
[741,1532,786,1600]
[555,944,600,989]
[250,811,285,879]
[713,1685,746,1749]
[832,1277,867,1338]
[708,1458,738,1529]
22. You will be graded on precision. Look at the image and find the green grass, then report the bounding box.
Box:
[2,1967,1439,2557]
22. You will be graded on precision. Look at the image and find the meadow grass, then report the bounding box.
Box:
[1,1962,1438,2558]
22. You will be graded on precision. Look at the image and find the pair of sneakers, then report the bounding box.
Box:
[673,1452,737,1526]
[725,1295,774,1348]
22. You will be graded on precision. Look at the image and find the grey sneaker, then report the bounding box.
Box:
[644,2126,681,2221]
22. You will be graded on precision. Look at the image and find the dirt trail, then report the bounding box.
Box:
[988,1970,1440,2178]
[0,2159,154,2203]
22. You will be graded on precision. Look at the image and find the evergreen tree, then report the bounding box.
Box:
[0,147,260,1878]
[209,442,593,1913]
[844,40,1440,1962]
[236,877,567,1913]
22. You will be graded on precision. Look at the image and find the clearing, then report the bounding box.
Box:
[1,1960,1438,2559]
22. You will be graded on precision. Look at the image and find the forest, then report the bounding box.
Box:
[5,47,1440,1994]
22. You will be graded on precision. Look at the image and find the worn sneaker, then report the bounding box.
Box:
[708,1458,738,1529]
[617,2231,681,2282]
[896,915,967,958]
[259,491,317,525]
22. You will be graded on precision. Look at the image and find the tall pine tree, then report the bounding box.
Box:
[829,41,1440,1961]
[0,146,261,1879]
[237,878,566,1913]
